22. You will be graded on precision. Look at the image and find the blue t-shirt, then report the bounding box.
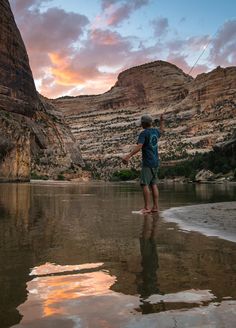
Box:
[137,128,161,168]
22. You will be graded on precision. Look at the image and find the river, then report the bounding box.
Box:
[0,181,236,327]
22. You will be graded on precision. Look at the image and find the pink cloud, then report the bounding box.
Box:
[151,17,169,37]
[209,19,236,66]
[40,76,74,99]
[167,54,209,77]
[10,0,158,98]
[10,0,230,99]
[167,54,191,72]
[10,1,89,84]
[101,0,150,27]
[12,6,89,53]
[101,0,118,10]
[10,0,51,13]
[43,27,161,97]
[167,35,210,52]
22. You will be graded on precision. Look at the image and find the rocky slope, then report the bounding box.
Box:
[53,62,236,179]
[0,0,83,181]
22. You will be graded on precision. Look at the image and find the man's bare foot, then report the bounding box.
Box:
[151,207,159,213]
[140,208,152,214]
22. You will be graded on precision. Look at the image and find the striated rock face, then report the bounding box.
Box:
[53,62,236,179]
[55,61,192,114]
[0,0,83,181]
[0,0,40,115]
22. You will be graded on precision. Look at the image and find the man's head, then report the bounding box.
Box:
[140,114,153,128]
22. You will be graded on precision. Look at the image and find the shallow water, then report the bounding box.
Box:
[0,182,236,327]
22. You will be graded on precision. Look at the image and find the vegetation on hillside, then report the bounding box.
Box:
[111,168,139,181]
[111,149,235,181]
[159,150,235,179]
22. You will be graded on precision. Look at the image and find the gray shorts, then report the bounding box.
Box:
[140,166,159,186]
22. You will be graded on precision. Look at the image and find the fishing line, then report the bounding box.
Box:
[163,31,217,114]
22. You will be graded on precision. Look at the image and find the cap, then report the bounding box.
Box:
[135,114,153,126]
[141,114,153,124]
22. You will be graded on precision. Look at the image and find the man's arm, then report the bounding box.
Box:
[122,144,143,164]
[159,114,164,134]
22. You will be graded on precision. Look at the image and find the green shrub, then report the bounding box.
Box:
[158,148,235,179]
[57,174,65,181]
[30,172,48,180]
[111,168,139,181]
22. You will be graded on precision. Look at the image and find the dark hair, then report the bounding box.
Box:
[142,122,152,128]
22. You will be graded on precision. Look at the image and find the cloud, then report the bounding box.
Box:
[10,0,52,16]
[101,0,149,10]
[100,0,150,27]
[24,8,88,52]
[167,35,210,52]
[151,17,169,37]
[39,76,74,99]
[209,19,236,66]
[38,25,163,97]
[10,1,232,98]
[101,0,119,10]
[167,54,209,77]
[166,35,211,76]
[10,1,89,82]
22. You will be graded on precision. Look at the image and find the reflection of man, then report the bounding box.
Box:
[138,214,159,299]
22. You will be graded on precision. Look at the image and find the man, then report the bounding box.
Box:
[122,114,164,214]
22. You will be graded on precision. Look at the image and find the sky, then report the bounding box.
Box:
[10,0,236,99]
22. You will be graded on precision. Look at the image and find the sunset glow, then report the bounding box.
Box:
[10,0,236,98]
[18,263,117,322]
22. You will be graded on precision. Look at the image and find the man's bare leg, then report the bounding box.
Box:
[142,185,151,212]
[151,184,159,212]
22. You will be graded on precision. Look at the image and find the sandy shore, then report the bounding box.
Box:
[162,201,236,243]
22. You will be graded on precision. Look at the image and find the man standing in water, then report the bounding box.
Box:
[122,114,164,214]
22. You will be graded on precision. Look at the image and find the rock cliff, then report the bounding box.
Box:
[0,0,83,181]
[53,62,236,179]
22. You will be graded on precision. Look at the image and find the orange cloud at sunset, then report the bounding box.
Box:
[91,29,121,45]
[9,0,236,99]
[49,52,85,86]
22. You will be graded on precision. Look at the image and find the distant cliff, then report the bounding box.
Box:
[0,0,83,181]
[53,61,236,179]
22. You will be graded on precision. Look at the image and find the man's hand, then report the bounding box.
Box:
[122,144,142,164]
[122,155,130,164]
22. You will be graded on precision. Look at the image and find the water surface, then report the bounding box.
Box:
[0,182,236,327]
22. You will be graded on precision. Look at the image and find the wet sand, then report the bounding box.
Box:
[162,201,236,243]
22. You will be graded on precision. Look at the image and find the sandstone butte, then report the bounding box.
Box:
[52,61,236,179]
[1,0,235,182]
[0,0,83,182]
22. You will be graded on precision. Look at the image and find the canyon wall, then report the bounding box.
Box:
[0,0,83,181]
[53,62,236,179]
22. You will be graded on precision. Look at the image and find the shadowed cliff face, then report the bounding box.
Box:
[0,0,39,115]
[53,62,236,179]
[0,0,83,181]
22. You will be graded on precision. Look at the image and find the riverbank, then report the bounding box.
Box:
[162,202,236,243]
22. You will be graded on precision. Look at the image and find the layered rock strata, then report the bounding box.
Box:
[53,62,236,179]
[0,0,83,181]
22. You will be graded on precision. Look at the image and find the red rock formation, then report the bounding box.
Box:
[53,61,236,179]
[54,61,192,115]
[0,0,40,115]
[0,0,83,181]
